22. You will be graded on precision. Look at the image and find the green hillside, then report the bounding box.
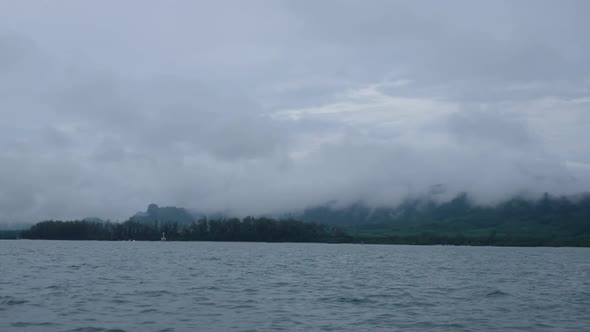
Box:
[300,193,590,246]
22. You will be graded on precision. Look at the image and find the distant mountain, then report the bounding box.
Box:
[125,193,590,245]
[83,217,104,223]
[298,193,590,240]
[131,203,196,224]
[10,193,590,246]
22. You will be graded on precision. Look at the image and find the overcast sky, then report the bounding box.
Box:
[1,0,589,222]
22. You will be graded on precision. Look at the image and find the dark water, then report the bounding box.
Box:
[1,241,588,332]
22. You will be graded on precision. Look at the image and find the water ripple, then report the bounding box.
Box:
[0,241,588,331]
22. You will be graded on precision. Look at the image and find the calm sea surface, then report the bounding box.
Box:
[0,241,588,332]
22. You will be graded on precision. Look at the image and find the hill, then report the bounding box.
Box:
[6,194,590,246]
[130,203,196,224]
[299,193,590,245]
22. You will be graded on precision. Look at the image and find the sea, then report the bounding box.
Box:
[0,240,588,331]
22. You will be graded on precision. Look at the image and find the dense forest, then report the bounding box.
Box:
[302,193,590,246]
[19,217,352,243]
[5,193,590,246]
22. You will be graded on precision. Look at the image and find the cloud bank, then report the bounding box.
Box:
[1,1,589,222]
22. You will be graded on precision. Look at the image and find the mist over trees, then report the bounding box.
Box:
[8,193,590,246]
[302,193,590,246]
[131,204,196,224]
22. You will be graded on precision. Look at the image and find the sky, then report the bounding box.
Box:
[1,0,589,222]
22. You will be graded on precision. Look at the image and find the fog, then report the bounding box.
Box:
[1,1,589,222]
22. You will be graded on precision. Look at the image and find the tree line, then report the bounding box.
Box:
[304,193,590,241]
[10,193,590,247]
[16,217,590,246]
[19,217,352,243]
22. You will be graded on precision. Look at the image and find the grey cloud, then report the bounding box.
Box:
[284,1,590,103]
[0,1,588,222]
[447,110,534,148]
